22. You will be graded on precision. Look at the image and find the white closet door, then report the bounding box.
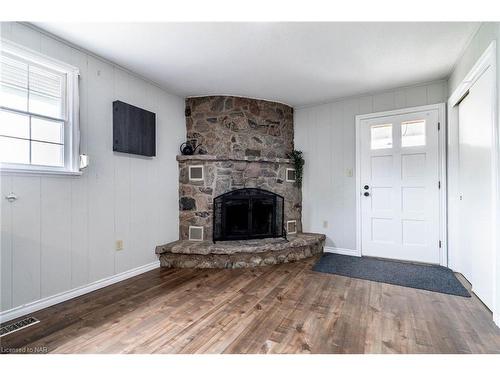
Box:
[457,66,495,310]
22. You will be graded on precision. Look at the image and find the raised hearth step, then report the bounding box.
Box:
[155,233,325,269]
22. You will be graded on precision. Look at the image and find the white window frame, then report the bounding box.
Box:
[189,165,204,181]
[286,220,297,234]
[0,39,81,176]
[188,226,204,241]
[286,168,296,182]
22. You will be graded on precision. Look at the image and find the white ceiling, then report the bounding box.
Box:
[34,22,479,107]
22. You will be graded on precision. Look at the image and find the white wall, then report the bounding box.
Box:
[294,81,448,252]
[0,23,185,318]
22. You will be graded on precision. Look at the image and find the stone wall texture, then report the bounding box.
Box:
[178,155,301,241]
[185,96,294,159]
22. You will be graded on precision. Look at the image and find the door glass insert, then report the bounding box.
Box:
[370,124,392,149]
[401,120,426,147]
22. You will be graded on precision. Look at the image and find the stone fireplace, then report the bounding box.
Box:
[155,95,325,268]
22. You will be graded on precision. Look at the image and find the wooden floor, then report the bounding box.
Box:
[2,256,500,354]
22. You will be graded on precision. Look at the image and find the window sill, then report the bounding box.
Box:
[0,166,83,177]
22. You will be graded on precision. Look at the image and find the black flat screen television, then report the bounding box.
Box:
[113,101,156,157]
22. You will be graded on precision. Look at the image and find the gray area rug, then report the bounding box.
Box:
[313,253,470,297]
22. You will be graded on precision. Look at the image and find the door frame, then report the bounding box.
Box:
[355,103,448,266]
[448,40,499,326]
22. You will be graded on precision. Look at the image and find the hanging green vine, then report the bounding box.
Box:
[287,150,305,187]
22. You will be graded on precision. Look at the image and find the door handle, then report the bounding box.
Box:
[364,185,369,190]
[5,193,18,202]
[364,192,370,197]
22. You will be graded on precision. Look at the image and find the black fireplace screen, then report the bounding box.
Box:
[213,188,285,241]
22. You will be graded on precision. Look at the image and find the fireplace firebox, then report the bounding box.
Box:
[213,188,285,242]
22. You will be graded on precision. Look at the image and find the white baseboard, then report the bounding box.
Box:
[0,260,160,323]
[324,246,361,257]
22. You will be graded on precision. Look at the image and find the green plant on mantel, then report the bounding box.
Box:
[288,150,305,187]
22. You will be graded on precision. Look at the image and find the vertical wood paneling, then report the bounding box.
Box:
[11,176,41,307]
[405,85,428,107]
[40,178,72,298]
[86,56,116,282]
[1,175,13,311]
[295,81,448,251]
[113,68,133,274]
[1,23,186,315]
[70,172,89,289]
[10,22,41,52]
[342,99,359,250]
[70,49,89,289]
[373,91,395,112]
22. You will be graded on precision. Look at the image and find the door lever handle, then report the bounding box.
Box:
[5,193,18,202]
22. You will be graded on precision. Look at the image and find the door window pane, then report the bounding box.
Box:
[31,117,64,144]
[371,124,393,149]
[0,110,29,138]
[402,120,426,147]
[0,136,29,164]
[31,141,64,167]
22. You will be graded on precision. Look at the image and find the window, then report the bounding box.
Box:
[401,120,426,147]
[370,124,392,149]
[0,41,80,174]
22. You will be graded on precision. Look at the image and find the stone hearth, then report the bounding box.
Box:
[156,233,325,268]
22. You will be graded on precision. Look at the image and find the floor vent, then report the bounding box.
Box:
[0,316,40,337]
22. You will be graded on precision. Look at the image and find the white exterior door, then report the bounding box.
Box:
[359,108,440,264]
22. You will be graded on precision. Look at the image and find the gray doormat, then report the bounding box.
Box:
[313,253,470,297]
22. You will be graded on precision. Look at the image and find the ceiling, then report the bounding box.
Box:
[34,22,479,107]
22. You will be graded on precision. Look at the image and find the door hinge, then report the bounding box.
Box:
[438,122,440,131]
[439,240,442,248]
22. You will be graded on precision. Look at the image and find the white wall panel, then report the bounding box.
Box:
[0,23,185,315]
[40,177,72,298]
[1,176,13,311]
[295,81,448,251]
[11,176,41,307]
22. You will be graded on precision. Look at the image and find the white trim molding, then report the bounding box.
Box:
[324,246,361,257]
[0,261,160,323]
[355,103,448,266]
[0,38,81,176]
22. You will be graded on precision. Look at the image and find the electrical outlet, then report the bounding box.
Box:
[115,240,124,251]
[323,220,328,228]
